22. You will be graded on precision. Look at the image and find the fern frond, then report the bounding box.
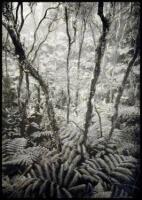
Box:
[103,155,115,170]
[2,138,28,159]
[95,157,110,174]
[10,160,93,198]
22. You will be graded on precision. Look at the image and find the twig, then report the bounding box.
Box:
[69,120,84,133]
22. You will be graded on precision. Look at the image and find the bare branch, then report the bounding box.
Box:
[31,14,58,63]
[18,3,24,33]
[69,120,84,133]
[15,2,20,25]
[27,3,61,58]
[65,6,71,45]
[24,10,32,22]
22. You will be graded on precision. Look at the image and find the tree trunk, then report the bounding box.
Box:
[75,18,87,113]
[3,23,61,152]
[108,31,139,140]
[18,67,24,110]
[64,6,71,124]
[83,2,110,147]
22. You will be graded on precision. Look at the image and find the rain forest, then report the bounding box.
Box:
[2,2,140,198]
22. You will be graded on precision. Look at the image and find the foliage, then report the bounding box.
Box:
[2,2,140,198]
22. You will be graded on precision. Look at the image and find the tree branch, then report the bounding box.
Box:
[15,2,20,25]
[31,14,58,63]
[27,3,60,58]
[18,3,24,33]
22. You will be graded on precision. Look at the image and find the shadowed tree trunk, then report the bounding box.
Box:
[83,2,111,147]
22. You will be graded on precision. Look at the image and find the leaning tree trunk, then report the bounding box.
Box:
[108,30,140,140]
[83,2,111,147]
[3,22,61,152]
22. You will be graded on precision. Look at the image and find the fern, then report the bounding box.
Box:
[79,153,139,197]
[2,145,54,176]
[2,138,28,162]
[8,161,93,198]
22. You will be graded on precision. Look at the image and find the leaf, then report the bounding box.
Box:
[96,191,112,198]
[108,153,119,167]
[56,185,62,198]
[39,180,48,195]
[115,166,133,176]
[43,163,51,181]
[94,181,104,193]
[51,163,57,183]
[58,164,64,185]
[18,178,35,190]
[68,172,79,188]
[96,157,110,174]
[104,155,115,170]
[24,183,34,197]
[111,171,132,183]
[72,155,81,168]
[69,184,86,192]
[64,164,74,186]
[62,188,72,198]
[32,179,41,192]
[35,164,44,179]
[85,160,98,170]
[119,162,136,169]
[50,182,54,197]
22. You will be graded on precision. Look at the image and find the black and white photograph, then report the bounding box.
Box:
[2,2,140,198]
